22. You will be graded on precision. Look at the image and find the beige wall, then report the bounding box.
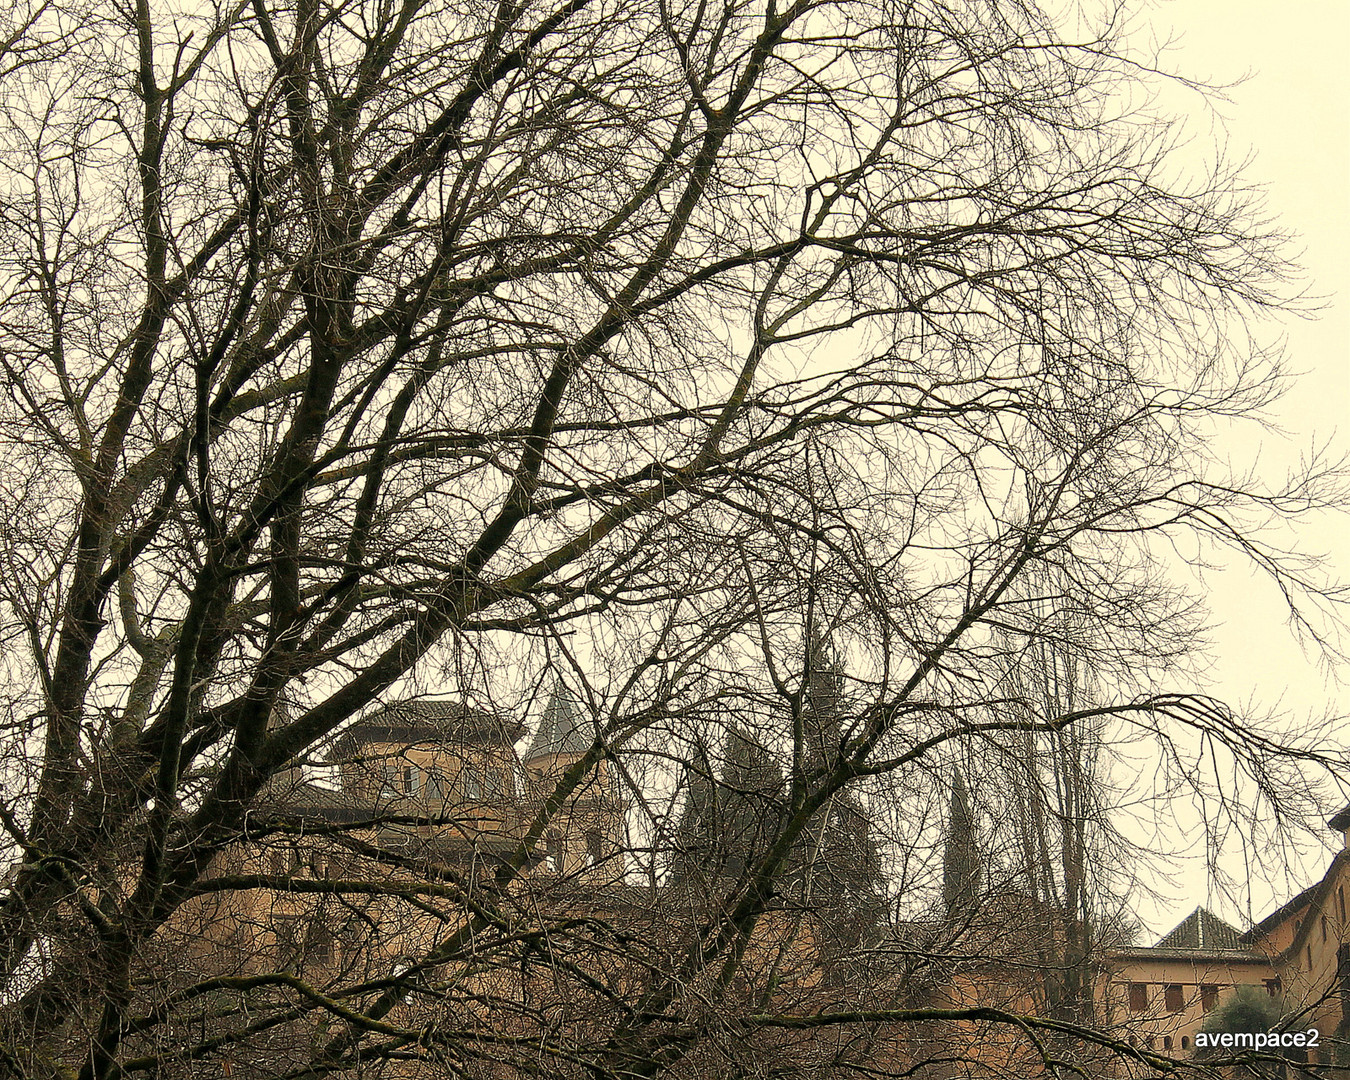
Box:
[1102,952,1275,1057]
[1100,845,1349,1067]
[1258,855,1350,1065]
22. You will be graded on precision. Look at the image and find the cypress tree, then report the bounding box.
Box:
[943,771,982,918]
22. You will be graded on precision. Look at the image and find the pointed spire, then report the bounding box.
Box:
[523,682,591,763]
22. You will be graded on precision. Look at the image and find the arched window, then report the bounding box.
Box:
[1181,1036,1189,1050]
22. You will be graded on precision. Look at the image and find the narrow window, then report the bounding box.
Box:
[483,767,504,797]
[1200,984,1218,1012]
[1339,885,1346,922]
[381,761,399,795]
[1128,983,1148,1013]
[546,833,562,873]
[1164,984,1183,1012]
[461,766,482,800]
[307,923,333,964]
[1307,944,1314,969]
[1163,1035,1173,1050]
[1144,1036,1155,1051]
[402,764,418,796]
[1264,977,1282,996]
[1180,1036,1189,1050]
[585,829,603,866]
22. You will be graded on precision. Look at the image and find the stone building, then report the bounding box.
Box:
[1099,805,1350,1070]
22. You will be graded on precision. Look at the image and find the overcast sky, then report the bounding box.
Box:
[1120,1,1350,937]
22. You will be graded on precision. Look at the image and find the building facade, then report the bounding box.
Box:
[1100,807,1350,1070]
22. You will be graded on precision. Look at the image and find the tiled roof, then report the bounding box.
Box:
[1153,906,1247,951]
[329,698,524,759]
[523,685,593,763]
[256,775,375,823]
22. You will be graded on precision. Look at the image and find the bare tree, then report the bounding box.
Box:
[0,0,1342,1076]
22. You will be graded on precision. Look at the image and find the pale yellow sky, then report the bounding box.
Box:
[1121,0,1350,937]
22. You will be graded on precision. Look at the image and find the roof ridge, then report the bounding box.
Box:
[1154,905,1246,951]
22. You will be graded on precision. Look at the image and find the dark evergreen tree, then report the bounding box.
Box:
[667,637,888,975]
[804,628,846,768]
[943,771,982,919]
[794,631,889,969]
[668,728,788,886]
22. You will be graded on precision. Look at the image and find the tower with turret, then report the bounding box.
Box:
[521,684,626,880]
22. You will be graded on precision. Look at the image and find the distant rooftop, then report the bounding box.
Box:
[329,698,524,759]
[1330,802,1350,833]
[523,684,593,763]
[1153,906,1246,951]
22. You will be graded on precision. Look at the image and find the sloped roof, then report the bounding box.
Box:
[1330,802,1350,832]
[256,775,375,823]
[523,685,592,763]
[1241,849,1349,955]
[1154,906,1246,951]
[329,699,524,759]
